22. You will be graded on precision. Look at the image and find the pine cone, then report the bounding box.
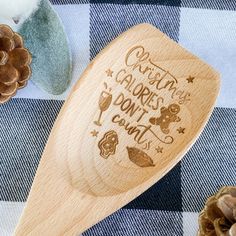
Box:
[198,186,236,236]
[0,24,32,104]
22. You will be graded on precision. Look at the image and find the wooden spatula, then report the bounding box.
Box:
[14,23,220,236]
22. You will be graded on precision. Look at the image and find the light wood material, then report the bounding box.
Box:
[14,23,220,235]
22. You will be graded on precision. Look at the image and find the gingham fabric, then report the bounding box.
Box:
[1,0,236,235]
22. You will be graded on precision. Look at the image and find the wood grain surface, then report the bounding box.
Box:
[14,23,220,236]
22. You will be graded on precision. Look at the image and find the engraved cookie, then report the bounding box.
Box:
[98,130,119,159]
[149,104,181,134]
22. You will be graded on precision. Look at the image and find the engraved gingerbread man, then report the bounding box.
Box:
[149,104,181,134]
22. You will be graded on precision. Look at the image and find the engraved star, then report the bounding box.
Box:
[105,69,113,77]
[155,146,163,153]
[91,130,99,137]
[177,127,185,134]
[186,76,195,83]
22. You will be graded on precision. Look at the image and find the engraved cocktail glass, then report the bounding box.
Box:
[94,91,112,126]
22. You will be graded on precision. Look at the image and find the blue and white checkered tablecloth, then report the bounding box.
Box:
[1,0,236,235]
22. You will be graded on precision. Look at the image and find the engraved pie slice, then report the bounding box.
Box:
[14,24,220,236]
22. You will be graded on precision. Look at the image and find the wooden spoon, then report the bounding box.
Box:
[14,23,220,236]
